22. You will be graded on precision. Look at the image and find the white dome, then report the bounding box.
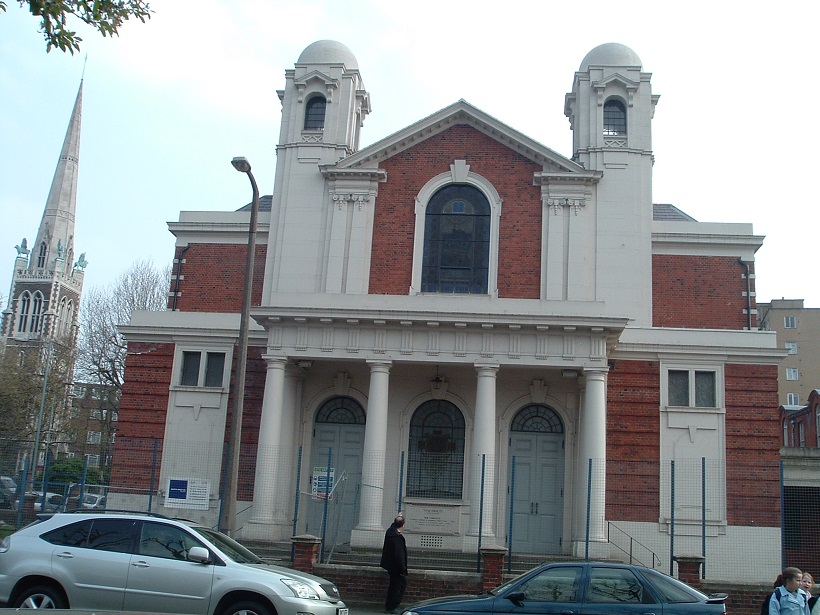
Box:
[297,40,358,69]
[579,43,642,71]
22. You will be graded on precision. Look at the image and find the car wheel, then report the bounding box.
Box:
[14,584,67,609]
[223,600,272,615]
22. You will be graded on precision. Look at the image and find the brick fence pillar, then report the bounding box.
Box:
[291,535,322,574]
[673,555,705,586]
[480,545,508,591]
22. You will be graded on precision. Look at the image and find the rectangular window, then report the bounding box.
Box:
[667,369,717,407]
[786,368,799,381]
[87,431,102,444]
[204,352,226,387]
[787,393,800,406]
[180,351,201,386]
[784,315,796,328]
[785,342,798,355]
[179,350,226,387]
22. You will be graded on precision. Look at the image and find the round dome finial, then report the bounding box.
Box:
[579,43,642,71]
[297,40,359,69]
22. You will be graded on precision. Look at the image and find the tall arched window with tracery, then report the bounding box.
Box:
[17,292,31,333]
[407,399,465,499]
[421,184,490,294]
[30,292,44,333]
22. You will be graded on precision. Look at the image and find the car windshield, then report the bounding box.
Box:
[641,568,706,603]
[194,526,264,564]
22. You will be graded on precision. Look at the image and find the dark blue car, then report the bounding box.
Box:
[404,562,727,615]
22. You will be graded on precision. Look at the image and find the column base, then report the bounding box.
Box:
[240,518,292,541]
[350,527,386,549]
[570,539,611,560]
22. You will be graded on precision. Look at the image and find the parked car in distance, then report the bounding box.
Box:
[80,493,106,509]
[0,477,17,510]
[30,492,63,513]
[0,511,347,615]
[403,561,727,615]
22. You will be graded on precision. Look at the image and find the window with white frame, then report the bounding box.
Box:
[787,393,800,406]
[179,350,226,388]
[87,431,102,444]
[85,454,100,467]
[786,367,799,381]
[785,342,798,355]
[784,315,796,328]
[667,369,717,407]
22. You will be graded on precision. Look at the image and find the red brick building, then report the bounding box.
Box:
[115,41,783,582]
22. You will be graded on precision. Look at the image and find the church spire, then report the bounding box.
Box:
[31,80,83,273]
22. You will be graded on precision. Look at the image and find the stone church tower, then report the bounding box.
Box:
[2,81,86,358]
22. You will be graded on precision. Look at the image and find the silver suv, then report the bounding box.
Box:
[0,511,348,615]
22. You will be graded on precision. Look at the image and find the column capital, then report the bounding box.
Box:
[261,354,288,369]
[366,360,392,373]
[474,363,500,375]
[580,366,609,383]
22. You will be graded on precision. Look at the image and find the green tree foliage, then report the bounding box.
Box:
[0,0,152,53]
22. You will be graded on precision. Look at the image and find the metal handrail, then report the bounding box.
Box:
[607,521,661,569]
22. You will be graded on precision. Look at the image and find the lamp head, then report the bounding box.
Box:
[231,157,251,173]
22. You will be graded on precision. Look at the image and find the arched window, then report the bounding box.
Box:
[315,396,366,424]
[304,96,326,131]
[603,99,627,136]
[30,292,44,333]
[37,242,48,268]
[407,400,465,499]
[17,292,31,332]
[511,404,564,433]
[421,184,490,294]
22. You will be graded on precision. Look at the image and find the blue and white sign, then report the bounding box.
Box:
[165,477,210,510]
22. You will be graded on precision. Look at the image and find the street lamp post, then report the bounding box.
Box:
[220,156,260,536]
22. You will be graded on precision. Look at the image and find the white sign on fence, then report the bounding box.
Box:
[165,477,210,510]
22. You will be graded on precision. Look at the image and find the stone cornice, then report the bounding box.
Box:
[319,167,387,182]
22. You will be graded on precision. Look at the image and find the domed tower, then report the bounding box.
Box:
[565,43,659,325]
[264,40,371,295]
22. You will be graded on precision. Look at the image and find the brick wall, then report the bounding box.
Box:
[725,363,781,526]
[110,342,175,489]
[605,360,780,527]
[653,255,756,329]
[112,342,267,494]
[607,360,661,521]
[169,243,266,312]
[369,124,542,299]
[315,564,481,606]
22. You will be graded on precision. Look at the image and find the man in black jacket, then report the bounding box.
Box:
[380,514,408,614]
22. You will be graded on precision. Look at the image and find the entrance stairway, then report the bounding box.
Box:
[241,540,593,576]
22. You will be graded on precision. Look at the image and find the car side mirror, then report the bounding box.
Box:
[506,591,526,606]
[188,546,211,564]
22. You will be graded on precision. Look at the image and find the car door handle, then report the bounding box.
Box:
[131,560,151,568]
[55,551,74,559]
[559,610,575,614]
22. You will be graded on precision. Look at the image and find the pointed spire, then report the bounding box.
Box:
[30,80,83,272]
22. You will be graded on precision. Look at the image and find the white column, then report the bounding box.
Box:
[468,364,498,537]
[249,356,287,529]
[356,360,391,531]
[573,367,608,555]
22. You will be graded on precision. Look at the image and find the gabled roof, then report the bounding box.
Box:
[333,100,585,174]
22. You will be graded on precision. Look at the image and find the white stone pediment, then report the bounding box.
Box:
[333,100,584,173]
